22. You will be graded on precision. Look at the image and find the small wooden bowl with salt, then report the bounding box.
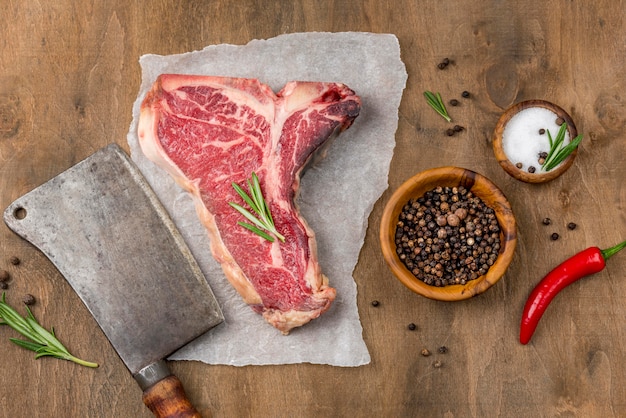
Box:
[492,100,578,183]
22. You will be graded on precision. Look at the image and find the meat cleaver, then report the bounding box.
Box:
[3,143,223,418]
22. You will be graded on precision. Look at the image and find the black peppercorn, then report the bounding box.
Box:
[408,323,417,331]
[449,99,459,106]
[446,128,455,136]
[22,294,36,306]
[0,270,9,283]
[9,256,20,266]
[567,222,577,230]
[528,166,536,173]
[551,233,560,240]
[371,300,380,307]
[438,58,450,69]
[542,218,552,225]
[0,282,8,290]
[453,125,464,132]
[539,128,546,135]
[461,91,470,98]
[438,346,448,354]
[555,117,565,125]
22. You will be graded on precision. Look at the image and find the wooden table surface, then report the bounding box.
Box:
[1,2,625,417]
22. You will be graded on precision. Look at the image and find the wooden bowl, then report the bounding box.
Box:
[379,167,517,301]
[492,100,578,183]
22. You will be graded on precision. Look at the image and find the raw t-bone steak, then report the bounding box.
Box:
[138,74,360,334]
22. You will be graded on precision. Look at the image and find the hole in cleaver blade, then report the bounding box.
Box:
[2,143,224,375]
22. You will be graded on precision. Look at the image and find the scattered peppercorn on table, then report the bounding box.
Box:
[1,2,625,417]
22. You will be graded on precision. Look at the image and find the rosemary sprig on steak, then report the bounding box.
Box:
[229,172,285,243]
[0,293,98,368]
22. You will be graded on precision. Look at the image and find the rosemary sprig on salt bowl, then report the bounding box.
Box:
[542,124,583,172]
[492,100,580,183]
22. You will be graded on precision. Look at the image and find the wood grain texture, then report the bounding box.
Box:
[1,1,625,417]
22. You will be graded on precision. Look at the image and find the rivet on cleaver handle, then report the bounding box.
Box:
[3,143,223,418]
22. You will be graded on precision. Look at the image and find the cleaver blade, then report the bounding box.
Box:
[4,143,223,418]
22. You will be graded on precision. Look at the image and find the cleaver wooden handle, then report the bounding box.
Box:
[136,360,203,418]
[142,375,202,418]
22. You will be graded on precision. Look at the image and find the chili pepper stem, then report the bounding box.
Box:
[601,239,626,260]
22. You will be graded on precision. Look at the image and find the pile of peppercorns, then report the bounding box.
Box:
[395,186,501,286]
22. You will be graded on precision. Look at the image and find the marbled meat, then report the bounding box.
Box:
[138,74,360,334]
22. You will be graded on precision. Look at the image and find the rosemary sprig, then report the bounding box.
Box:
[229,172,285,243]
[0,293,98,368]
[424,91,452,122]
[542,123,583,172]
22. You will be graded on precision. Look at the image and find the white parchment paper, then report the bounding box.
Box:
[126,32,407,366]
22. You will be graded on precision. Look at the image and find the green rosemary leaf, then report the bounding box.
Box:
[547,128,554,149]
[26,317,69,355]
[543,134,583,171]
[32,344,97,367]
[424,91,452,122]
[232,182,260,214]
[0,298,41,344]
[9,338,45,352]
[229,172,285,243]
[435,93,446,110]
[263,196,275,226]
[34,346,58,360]
[0,293,98,368]
[229,202,273,232]
[249,174,267,220]
[543,124,567,168]
[249,173,279,236]
[542,123,582,172]
[238,221,275,243]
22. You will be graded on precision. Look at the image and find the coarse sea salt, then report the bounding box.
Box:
[502,107,570,173]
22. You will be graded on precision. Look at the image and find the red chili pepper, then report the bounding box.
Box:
[520,239,626,345]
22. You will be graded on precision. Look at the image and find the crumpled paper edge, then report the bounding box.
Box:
[126,32,407,367]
